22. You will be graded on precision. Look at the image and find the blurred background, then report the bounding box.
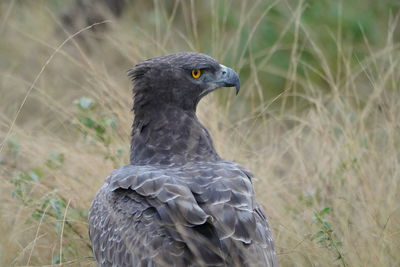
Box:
[0,0,399,266]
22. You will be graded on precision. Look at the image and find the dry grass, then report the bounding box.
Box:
[0,1,399,266]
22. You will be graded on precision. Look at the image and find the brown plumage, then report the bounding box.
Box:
[88,52,277,266]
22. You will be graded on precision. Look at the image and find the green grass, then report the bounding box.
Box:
[0,0,399,266]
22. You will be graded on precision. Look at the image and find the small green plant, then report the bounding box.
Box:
[9,152,91,264]
[312,207,346,267]
[73,97,124,167]
[46,151,65,169]
[7,138,20,157]
[10,168,42,204]
[73,97,114,145]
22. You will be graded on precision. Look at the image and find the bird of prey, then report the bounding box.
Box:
[88,52,277,266]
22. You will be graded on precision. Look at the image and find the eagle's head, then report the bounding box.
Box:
[128,52,240,111]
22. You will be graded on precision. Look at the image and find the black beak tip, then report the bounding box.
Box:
[235,84,240,95]
[231,70,240,96]
[224,82,240,95]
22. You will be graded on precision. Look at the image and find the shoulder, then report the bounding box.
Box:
[101,161,256,195]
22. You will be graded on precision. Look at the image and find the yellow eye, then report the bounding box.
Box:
[191,69,202,79]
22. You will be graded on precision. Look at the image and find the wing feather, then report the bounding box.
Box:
[89,161,277,266]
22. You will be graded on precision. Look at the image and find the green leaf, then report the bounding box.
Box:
[312,231,324,240]
[335,254,342,260]
[49,197,66,218]
[28,171,40,181]
[94,124,106,135]
[46,152,65,169]
[12,188,23,199]
[322,221,332,229]
[19,172,32,182]
[74,97,95,110]
[49,152,64,163]
[116,148,124,157]
[32,210,44,219]
[52,255,61,264]
[104,118,118,129]
[319,207,332,216]
[7,138,20,154]
[80,117,96,129]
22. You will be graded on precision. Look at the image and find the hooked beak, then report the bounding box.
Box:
[217,64,240,95]
[200,64,241,99]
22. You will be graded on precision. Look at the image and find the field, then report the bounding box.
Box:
[0,0,399,266]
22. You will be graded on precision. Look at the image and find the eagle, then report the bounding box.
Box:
[88,52,277,266]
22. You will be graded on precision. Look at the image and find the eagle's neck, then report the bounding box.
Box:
[130,104,220,165]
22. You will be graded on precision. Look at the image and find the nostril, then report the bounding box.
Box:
[222,71,227,75]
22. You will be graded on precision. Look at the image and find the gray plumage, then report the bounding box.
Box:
[88,52,277,266]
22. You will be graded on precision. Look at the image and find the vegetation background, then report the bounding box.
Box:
[0,0,399,266]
